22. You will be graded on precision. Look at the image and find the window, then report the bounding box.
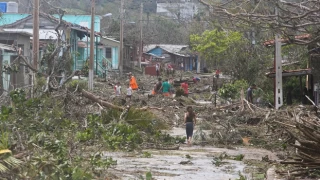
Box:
[105,47,112,59]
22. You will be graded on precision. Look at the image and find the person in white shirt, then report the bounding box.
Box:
[114,82,121,96]
[126,85,133,101]
[155,63,160,77]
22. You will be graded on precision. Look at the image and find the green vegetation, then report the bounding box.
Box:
[218,79,248,99]
[142,151,152,158]
[0,88,176,179]
[190,29,242,62]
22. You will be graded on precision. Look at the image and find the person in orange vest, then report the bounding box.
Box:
[129,72,138,90]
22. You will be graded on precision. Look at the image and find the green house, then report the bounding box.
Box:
[0,13,108,76]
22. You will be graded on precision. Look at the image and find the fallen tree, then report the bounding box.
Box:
[279,118,320,178]
[81,89,163,112]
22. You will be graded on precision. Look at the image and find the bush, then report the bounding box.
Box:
[218,79,248,99]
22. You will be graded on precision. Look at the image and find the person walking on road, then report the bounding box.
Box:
[114,82,121,96]
[184,106,196,145]
[129,72,138,90]
[126,84,133,101]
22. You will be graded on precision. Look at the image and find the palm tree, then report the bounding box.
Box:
[0,132,22,174]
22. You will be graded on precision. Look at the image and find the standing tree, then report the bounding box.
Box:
[189,29,242,67]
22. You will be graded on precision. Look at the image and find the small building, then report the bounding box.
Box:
[264,34,320,105]
[100,37,120,70]
[0,31,32,91]
[0,13,104,75]
[144,44,202,72]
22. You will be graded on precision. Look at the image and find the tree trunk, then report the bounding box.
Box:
[81,89,124,111]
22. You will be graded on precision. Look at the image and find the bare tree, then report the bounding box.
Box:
[202,0,320,45]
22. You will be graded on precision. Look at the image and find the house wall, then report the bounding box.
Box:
[100,38,120,70]
[54,15,101,71]
[0,33,31,90]
[1,50,14,91]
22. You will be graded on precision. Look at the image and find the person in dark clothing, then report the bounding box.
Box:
[246,84,257,103]
[184,106,197,145]
[152,78,162,95]
[155,78,162,94]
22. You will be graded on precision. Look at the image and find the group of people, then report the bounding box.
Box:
[151,78,174,97]
[155,63,179,77]
[151,77,190,98]
[113,71,258,146]
[114,72,139,101]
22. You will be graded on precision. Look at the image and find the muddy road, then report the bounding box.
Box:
[105,128,279,180]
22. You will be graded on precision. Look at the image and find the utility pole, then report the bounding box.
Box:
[33,0,39,69]
[119,0,124,76]
[275,7,283,109]
[139,3,143,69]
[88,0,95,90]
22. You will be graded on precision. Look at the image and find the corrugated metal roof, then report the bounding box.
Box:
[4,29,61,39]
[101,36,120,43]
[0,12,101,37]
[0,30,32,37]
[0,43,16,51]
[144,44,188,55]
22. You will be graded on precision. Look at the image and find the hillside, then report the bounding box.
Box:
[3,0,155,17]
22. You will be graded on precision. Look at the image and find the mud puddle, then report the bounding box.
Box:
[105,128,278,179]
[105,145,277,180]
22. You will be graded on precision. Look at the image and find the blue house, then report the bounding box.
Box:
[145,44,202,71]
[0,13,109,75]
[100,37,120,70]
